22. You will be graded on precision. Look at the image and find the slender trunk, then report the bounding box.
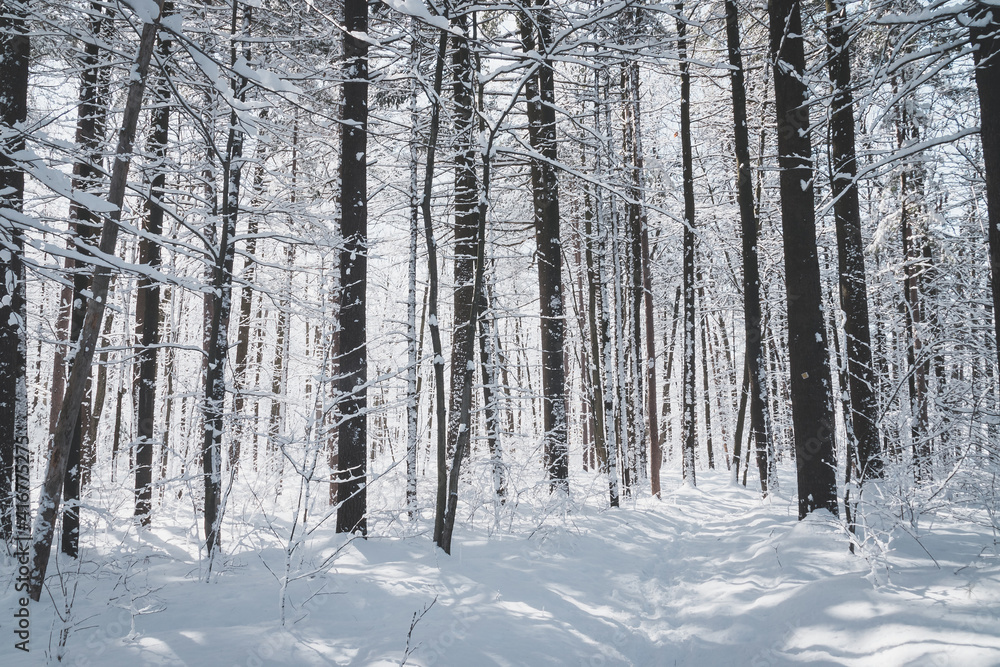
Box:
[135,3,172,524]
[85,308,115,489]
[825,0,881,481]
[406,19,420,519]
[0,0,30,546]
[677,3,697,485]
[30,0,166,600]
[584,180,609,476]
[440,9,497,553]
[697,266,714,470]
[447,8,479,470]
[62,1,114,558]
[474,29,506,505]
[622,62,647,488]
[725,0,771,494]
[520,0,568,491]
[661,285,681,459]
[896,87,930,481]
[768,0,839,518]
[423,28,449,547]
[593,67,619,506]
[732,351,750,483]
[202,1,251,565]
[968,3,1000,425]
[232,115,268,477]
[336,0,369,535]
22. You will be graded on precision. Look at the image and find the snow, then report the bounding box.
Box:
[381,0,450,30]
[3,470,999,666]
[122,0,162,24]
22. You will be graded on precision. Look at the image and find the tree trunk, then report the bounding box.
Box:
[724,0,772,494]
[406,19,421,519]
[768,0,839,518]
[421,27,449,548]
[968,3,1000,429]
[62,1,114,558]
[336,0,369,536]
[825,0,881,482]
[677,3,697,486]
[520,0,568,492]
[0,0,30,546]
[135,3,172,525]
[584,179,609,478]
[30,0,166,601]
[232,116,267,478]
[697,266,715,470]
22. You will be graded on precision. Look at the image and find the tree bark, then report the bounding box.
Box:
[0,0,30,546]
[968,3,1000,432]
[336,0,369,536]
[768,0,839,518]
[520,0,568,492]
[724,0,772,494]
[825,0,881,482]
[677,3,697,486]
[135,2,172,525]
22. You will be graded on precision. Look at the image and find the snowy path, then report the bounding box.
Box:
[3,470,999,666]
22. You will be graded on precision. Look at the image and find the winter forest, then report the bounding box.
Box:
[2,0,1000,663]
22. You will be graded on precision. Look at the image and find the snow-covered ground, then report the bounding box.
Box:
[3,468,999,666]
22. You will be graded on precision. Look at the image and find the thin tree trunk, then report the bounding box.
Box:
[677,3,697,486]
[336,0,369,536]
[135,4,172,524]
[0,0,30,546]
[201,0,252,563]
[768,0,839,518]
[896,89,930,481]
[30,0,166,600]
[232,117,267,478]
[520,0,568,492]
[825,0,881,482]
[697,266,715,470]
[62,1,114,558]
[661,285,681,460]
[968,3,1000,426]
[724,0,771,494]
[423,28,449,547]
[406,19,421,519]
[446,5,479,488]
[584,179,609,478]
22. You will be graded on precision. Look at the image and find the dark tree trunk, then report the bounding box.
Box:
[968,3,1000,423]
[724,0,772,494]
[0,0,30,546]
[896,91,930,481]
[336,0,369,536]
[421,28,449,548]
[135,3,172,525]
[768,0,839,518]
[447,8,479,474]
[30,0,166,600]
[677,3,697,485]
[232,127,267,477]
[623,60,658,495]
[520,0,568,491]
[661,285,681,459]
[584,181,610,479]
[697,266,715,470]
[825,0,881,482]
[62,1,113,558]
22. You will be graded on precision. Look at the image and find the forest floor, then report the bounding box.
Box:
[2,467,1000,666]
